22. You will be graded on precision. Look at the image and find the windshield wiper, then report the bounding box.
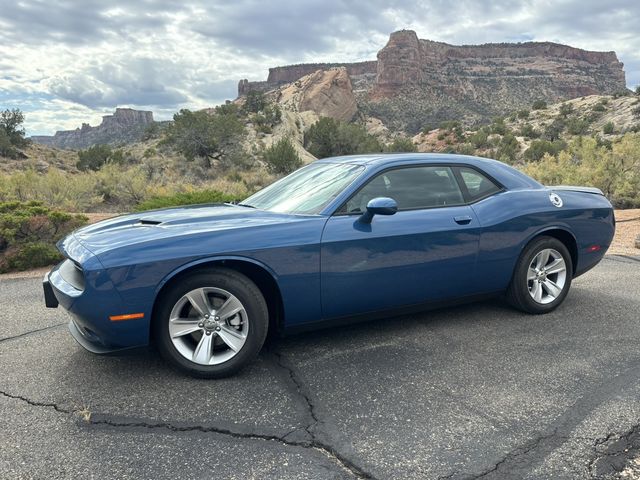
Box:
[235,203,256,209]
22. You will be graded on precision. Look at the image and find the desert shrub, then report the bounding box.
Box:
[243,91,267,114]
[0,130,17,159]
[613,90,631,99]
[163,108,245,164]
[0,108,30,158]
[0,168,103,212]
[566,117,590,135]
[385,136,417,152]
[0,201,87,272]
[490,117,508,135]
[517,110,530,119]
[304,117,382,158]
[635,86,640,96]
[524,139,565,161]
[77,144,124,171]
[519,124,540,139]
[603,122,615,134]
[543,119,565,141]
[455,143,476,156]
[468,129,490,148]
[494,133,519,163]
[262,138,302,174]
[592,103,606,112]
[559,103,574,117]
[532,100,547,110]
[135,189,238,211]
[522,134,640,207]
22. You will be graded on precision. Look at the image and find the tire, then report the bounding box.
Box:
[507,236,573,314]
[153,268,269,378]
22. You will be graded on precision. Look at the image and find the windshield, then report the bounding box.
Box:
[242,162,364,214]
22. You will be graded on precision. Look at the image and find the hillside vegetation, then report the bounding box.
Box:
[1,91,640,214]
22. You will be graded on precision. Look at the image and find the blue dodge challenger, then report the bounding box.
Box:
[44,154,615,377]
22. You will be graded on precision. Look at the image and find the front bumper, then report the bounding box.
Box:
[43,273,59,308]
[43,261,150,354]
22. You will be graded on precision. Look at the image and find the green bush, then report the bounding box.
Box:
[262,138,302,174]
[532,100,547,110]
[543,119,565,141]
[0,201,87,273]
[523,134,640,208]
[163,108,245,164]
[517,110,530,119]
[566,117,590,135]
[385,136,417,152]
[490,117,508,135]
[135,190,239,211]
[77,144,124,171]
[304,117,382,158]
[559,103,574,117]
[519,124,540,139]
[524,139,565,161]
[469,129,490,148]
[243,91,267,113]
[603,122,615,134]
[0,109,30,158]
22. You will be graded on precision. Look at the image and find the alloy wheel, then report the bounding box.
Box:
[527,248,567,305]
[168,287,249,365]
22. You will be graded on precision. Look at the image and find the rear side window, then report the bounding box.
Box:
[342,165,464,213]
[457,167,501,202]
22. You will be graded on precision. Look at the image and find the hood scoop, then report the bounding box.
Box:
[136,218,163,226]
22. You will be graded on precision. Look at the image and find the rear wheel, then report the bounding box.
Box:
[507,236,573,314]
[154,268,268,378]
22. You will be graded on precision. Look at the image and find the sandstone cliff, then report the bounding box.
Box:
[239,30,628,132]
[31,108,155,149]
[276,67,357,122]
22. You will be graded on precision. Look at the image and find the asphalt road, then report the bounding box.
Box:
[1,255,639,479]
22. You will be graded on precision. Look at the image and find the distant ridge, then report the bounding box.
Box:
[238,30,628,131]
[31,108,155,149]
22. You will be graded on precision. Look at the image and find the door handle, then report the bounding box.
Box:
[454,215,472,225]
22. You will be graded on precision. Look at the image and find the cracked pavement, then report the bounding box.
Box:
[1,256,639,479]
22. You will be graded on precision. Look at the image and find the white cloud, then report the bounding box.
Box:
[0,0,638,135]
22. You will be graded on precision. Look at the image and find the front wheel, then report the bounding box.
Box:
[507,236,573,314]
[154,268,269,378]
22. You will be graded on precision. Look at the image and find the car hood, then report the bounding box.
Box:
[72,203,313,257]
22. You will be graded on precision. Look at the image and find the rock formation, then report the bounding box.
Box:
[276,67,358,122]
[31,108,155,149]
[239,30,627,132]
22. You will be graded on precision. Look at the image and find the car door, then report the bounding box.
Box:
[320,164,480,319]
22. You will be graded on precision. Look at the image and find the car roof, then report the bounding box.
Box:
[316,153,496,167]
[315,153,542,190]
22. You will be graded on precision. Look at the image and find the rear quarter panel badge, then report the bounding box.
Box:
[549,192,563,207]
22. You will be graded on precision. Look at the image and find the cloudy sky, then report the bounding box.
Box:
[1,0,639,135]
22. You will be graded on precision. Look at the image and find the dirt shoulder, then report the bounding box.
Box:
[610,209,640,256]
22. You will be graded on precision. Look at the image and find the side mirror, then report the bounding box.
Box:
[359,197,398,224]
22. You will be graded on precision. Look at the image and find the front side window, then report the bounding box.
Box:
[342,166,464,214]
[241,162,364,215]
[457,167,501,202]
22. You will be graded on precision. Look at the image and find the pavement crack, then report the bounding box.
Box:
[269,350,320,436]
[89,413,375,479]
[265,349,377,479]
[588,422,640,478]
[0,322,66,343]
[470,429,560,479]
[0,389,71,414]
